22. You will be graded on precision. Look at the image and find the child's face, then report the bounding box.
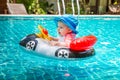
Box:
[57,22,72,36]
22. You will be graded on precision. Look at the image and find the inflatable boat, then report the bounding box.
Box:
[19,26,97,59]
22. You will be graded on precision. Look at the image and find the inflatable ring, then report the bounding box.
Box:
[20,34,96,59]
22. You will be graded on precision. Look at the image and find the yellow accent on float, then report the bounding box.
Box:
[36,25,51,41]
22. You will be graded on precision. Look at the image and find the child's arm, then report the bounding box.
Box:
[49,33,76,47]
[49,41,67,47]
[49,36,58,41]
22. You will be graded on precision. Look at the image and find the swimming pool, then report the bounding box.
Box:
[0,15,120,80]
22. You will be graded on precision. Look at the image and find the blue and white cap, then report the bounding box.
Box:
[54,15,78,34]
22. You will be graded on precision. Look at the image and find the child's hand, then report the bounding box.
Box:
[49,41,59,46]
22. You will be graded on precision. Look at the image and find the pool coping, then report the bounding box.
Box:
[0,14,120,17]
[0,15,120,20]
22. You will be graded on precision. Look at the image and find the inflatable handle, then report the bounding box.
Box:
[70,35,97,51]
[36,25,51,40]
[42,28,48,35]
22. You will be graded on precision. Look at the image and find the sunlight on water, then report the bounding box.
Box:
[0,16,120,80]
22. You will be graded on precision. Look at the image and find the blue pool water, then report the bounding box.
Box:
[0,15,120,80]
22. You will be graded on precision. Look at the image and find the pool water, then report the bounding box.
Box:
[0,15,120,80]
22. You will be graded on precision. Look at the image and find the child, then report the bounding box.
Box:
[49,15,79,47]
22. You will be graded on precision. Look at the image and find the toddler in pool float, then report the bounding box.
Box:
[49,15,78,47]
